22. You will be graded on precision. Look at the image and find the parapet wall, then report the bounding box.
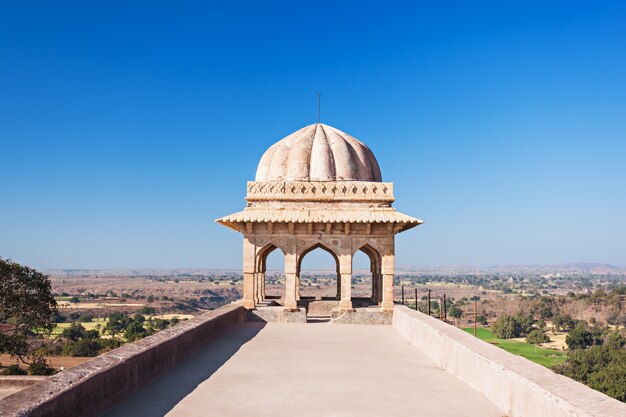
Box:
[0,303,246,417]
[393,306,626,417]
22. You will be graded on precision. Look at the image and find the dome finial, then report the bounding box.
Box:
[317,91,321,124]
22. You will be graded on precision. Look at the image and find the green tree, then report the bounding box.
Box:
[0,259,57,362]
[526,329,550,344]
[448,306,463,319]
[124,321,149,342]
[553,314,577,332]
[492,315,521,339]
[105,312,131,335]
[566,323,595,350]
[61,323,87,341]
[27,356,55,375]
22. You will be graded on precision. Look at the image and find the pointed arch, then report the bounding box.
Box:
[297,242,341,301]
[354,243,383,304]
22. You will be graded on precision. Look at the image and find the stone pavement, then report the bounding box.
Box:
[103,322,504,417]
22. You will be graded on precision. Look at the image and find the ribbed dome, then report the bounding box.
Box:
[255,123,382,182]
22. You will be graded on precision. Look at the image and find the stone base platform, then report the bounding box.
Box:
[331,307,393,325]
[246,307,307,323]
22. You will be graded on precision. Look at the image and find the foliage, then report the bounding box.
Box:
[491,315,522,339]
[526,329,550,344]
[105,312,132,335]
[476,315,488,325]
[554,332,626,402]
[514,312,535,335]
[0,259,57,361]
[565,322,603,350]
[553,314,577,332]
[27,356,55,375]
[124,321,150,342]
[138,306,155,315]
[1,364,27,375]
[448,306,462,319]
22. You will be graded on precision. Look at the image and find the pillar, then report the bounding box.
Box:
[381,274,394,311]
[338,253,352,311]
[242,236,256,309]
[283,238,297,311]
[339,273,353,311]
[296,275,301,300]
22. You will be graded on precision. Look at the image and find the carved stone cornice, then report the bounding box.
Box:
[245,181,394,203]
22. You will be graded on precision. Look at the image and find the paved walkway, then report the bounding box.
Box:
[103,323,504,417]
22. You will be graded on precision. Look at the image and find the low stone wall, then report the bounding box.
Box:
[0,377,47,389]
[393,305,626,417]
[0,303,246,417]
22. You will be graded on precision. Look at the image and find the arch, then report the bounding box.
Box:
[256,243,286,302]
[297,243,341,301]
[355,243,383,304]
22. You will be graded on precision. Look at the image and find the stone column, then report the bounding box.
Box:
[381,246,395,311]
[284,237,298,311]
[339,273,353,311]
[260,271,266,300]
[338,253,353,311]
[381,274,394,311]
[296,276,301,300]
[242,236,256,309]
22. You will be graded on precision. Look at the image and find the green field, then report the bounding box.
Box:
[51,318,107,335]
[463,327,566,367]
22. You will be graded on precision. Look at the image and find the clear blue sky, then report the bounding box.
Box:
[1,1,625,270]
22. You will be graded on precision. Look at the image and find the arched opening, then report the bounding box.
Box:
[355,244,382,305]
[297,244,340,301]
[352,250,372,301]
[258,244,285,301]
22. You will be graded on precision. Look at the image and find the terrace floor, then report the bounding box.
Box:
[102,322,504,417]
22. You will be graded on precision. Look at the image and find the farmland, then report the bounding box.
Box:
[462,327,565,367]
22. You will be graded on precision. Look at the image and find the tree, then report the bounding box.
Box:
[61,323,87,341]
[554,331,626,402]
[491,315,521,339]
[448,306,462,319]
[124,321,149,342]
[566,323,595,350]
[105,312,131,335]
[27,356,55,375]
[476,315,488,325]
[0,259,57,362]
[138,306,155,315]
[526,329,550,344]
[553,314,577,332]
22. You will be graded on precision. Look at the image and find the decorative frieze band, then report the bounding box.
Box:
[246,181,395,203]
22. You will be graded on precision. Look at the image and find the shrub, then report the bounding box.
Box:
[526,329,550,344]
[138,306,155,315]
[1,364,27,375]
[27,357,55,375]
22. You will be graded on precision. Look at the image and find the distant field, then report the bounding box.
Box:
[462,327,566,368]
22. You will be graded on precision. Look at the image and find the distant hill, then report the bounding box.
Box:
[396,263,626,276]
[47,263,626,277]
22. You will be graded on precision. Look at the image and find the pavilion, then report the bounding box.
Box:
[217,123,422,312]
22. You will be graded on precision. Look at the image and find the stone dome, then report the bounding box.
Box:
[255,123,382,182]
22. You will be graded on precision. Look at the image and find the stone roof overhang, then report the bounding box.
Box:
[216,208,423,233]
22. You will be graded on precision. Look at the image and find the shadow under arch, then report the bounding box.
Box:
[297,242,341,301]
